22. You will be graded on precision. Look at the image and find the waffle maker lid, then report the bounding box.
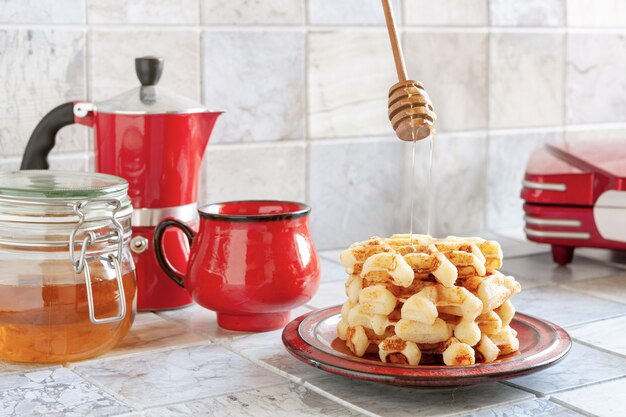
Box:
[522,138,626,206]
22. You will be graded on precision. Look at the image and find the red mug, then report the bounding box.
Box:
[154,200,320,331]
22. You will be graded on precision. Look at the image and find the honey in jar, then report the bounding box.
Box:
[0,171,137,363]
[0,273,136,363]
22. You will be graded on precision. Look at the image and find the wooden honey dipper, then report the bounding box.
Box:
[381,0,436,141]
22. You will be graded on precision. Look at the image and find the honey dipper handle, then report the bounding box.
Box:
[381,0,407,82]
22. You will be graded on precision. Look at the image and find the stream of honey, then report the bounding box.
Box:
[0,272,136,363]
[408,129,435,247]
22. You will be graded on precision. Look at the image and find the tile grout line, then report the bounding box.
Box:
[560,284,626,306]
[8,22,626,33]
[196,0,203,105]
[568,337,626,360]
[68,366,144,412]
[217,338,380,416]
[548,396,602,417]
[439,390,536,417]
[504,372,626,399]
[68,339,290,413]
[484,16,492,231]
[556,281,626,307]
[6,119,626,160]
[302,380,381,417]
[142,380,291,413]
[218,339,308,385]
[153,311,246,342]
[304,19,311,205]
[562,311,626,330]
[562,13,569,132]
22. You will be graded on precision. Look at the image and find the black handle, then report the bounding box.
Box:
[135,56,164,86]
[154,219,195,288]
[21,102,76,170]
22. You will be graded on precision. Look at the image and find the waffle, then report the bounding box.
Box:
[337,234,521,366]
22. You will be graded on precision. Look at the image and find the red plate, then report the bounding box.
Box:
[282,306,571,387]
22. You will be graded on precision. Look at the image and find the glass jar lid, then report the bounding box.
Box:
[0,171,132,250]
[0,169,128,199]
[0,170,132,221]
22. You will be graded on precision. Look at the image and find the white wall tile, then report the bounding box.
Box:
[308,138,403,250]
[88,30,200,102]
[403,0,487,26]
[567,0,626,27]
[567,34,626,124]
[490,33,564,129]
[0,29,87,158]
[199,142,306,204]
[0,153,88,173]
[308,0,399,25]
[48,153,90,172]
[490,0,564,27]
[202,31,305,143]
[307,31,396,139]
[0,0,84,23]
[87,0,198,25]
[201,0,304,25]
[403,134,488,237]
[0,157,19,172]
[487,131,563,230]
[404,31,488,132]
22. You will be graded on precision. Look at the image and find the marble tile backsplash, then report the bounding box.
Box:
[489,33,564,129]
[2,0,626,250]
[307,30,396,139]
[203,30,305,143]
[403,31,488,132]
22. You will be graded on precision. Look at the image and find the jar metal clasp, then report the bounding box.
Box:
[69,199,127,325]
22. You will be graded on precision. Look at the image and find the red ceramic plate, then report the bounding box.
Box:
[282,306,571,387]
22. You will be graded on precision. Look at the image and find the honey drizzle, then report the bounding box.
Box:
[408,128,435,248]
[409,133,417,249]
[427,134,434,236]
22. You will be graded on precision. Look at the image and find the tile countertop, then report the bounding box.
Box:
[2,232,626,417]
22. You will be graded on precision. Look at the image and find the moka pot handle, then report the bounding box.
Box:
[21,101,93,170]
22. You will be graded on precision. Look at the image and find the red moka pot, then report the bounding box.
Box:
[21,57,223,310]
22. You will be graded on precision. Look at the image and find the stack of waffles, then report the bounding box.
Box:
[336,234,522,366]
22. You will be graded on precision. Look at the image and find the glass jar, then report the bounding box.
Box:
[0,170,137,363]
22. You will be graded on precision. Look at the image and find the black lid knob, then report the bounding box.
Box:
[135,56,164,86]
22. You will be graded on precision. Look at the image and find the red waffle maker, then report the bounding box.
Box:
[521,138,626,265]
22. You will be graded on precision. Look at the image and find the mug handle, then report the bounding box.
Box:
[154,219,195,288]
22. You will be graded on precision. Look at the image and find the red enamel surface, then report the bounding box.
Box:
[553,139,626,179]
[132,226,193,311]
[158,201,320,332]
[282,306,571,387]
[206,201,306,216]
[522,141,626,207]
[75,110,220,310]
[522,139,626,264]
[92,112,220,208]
